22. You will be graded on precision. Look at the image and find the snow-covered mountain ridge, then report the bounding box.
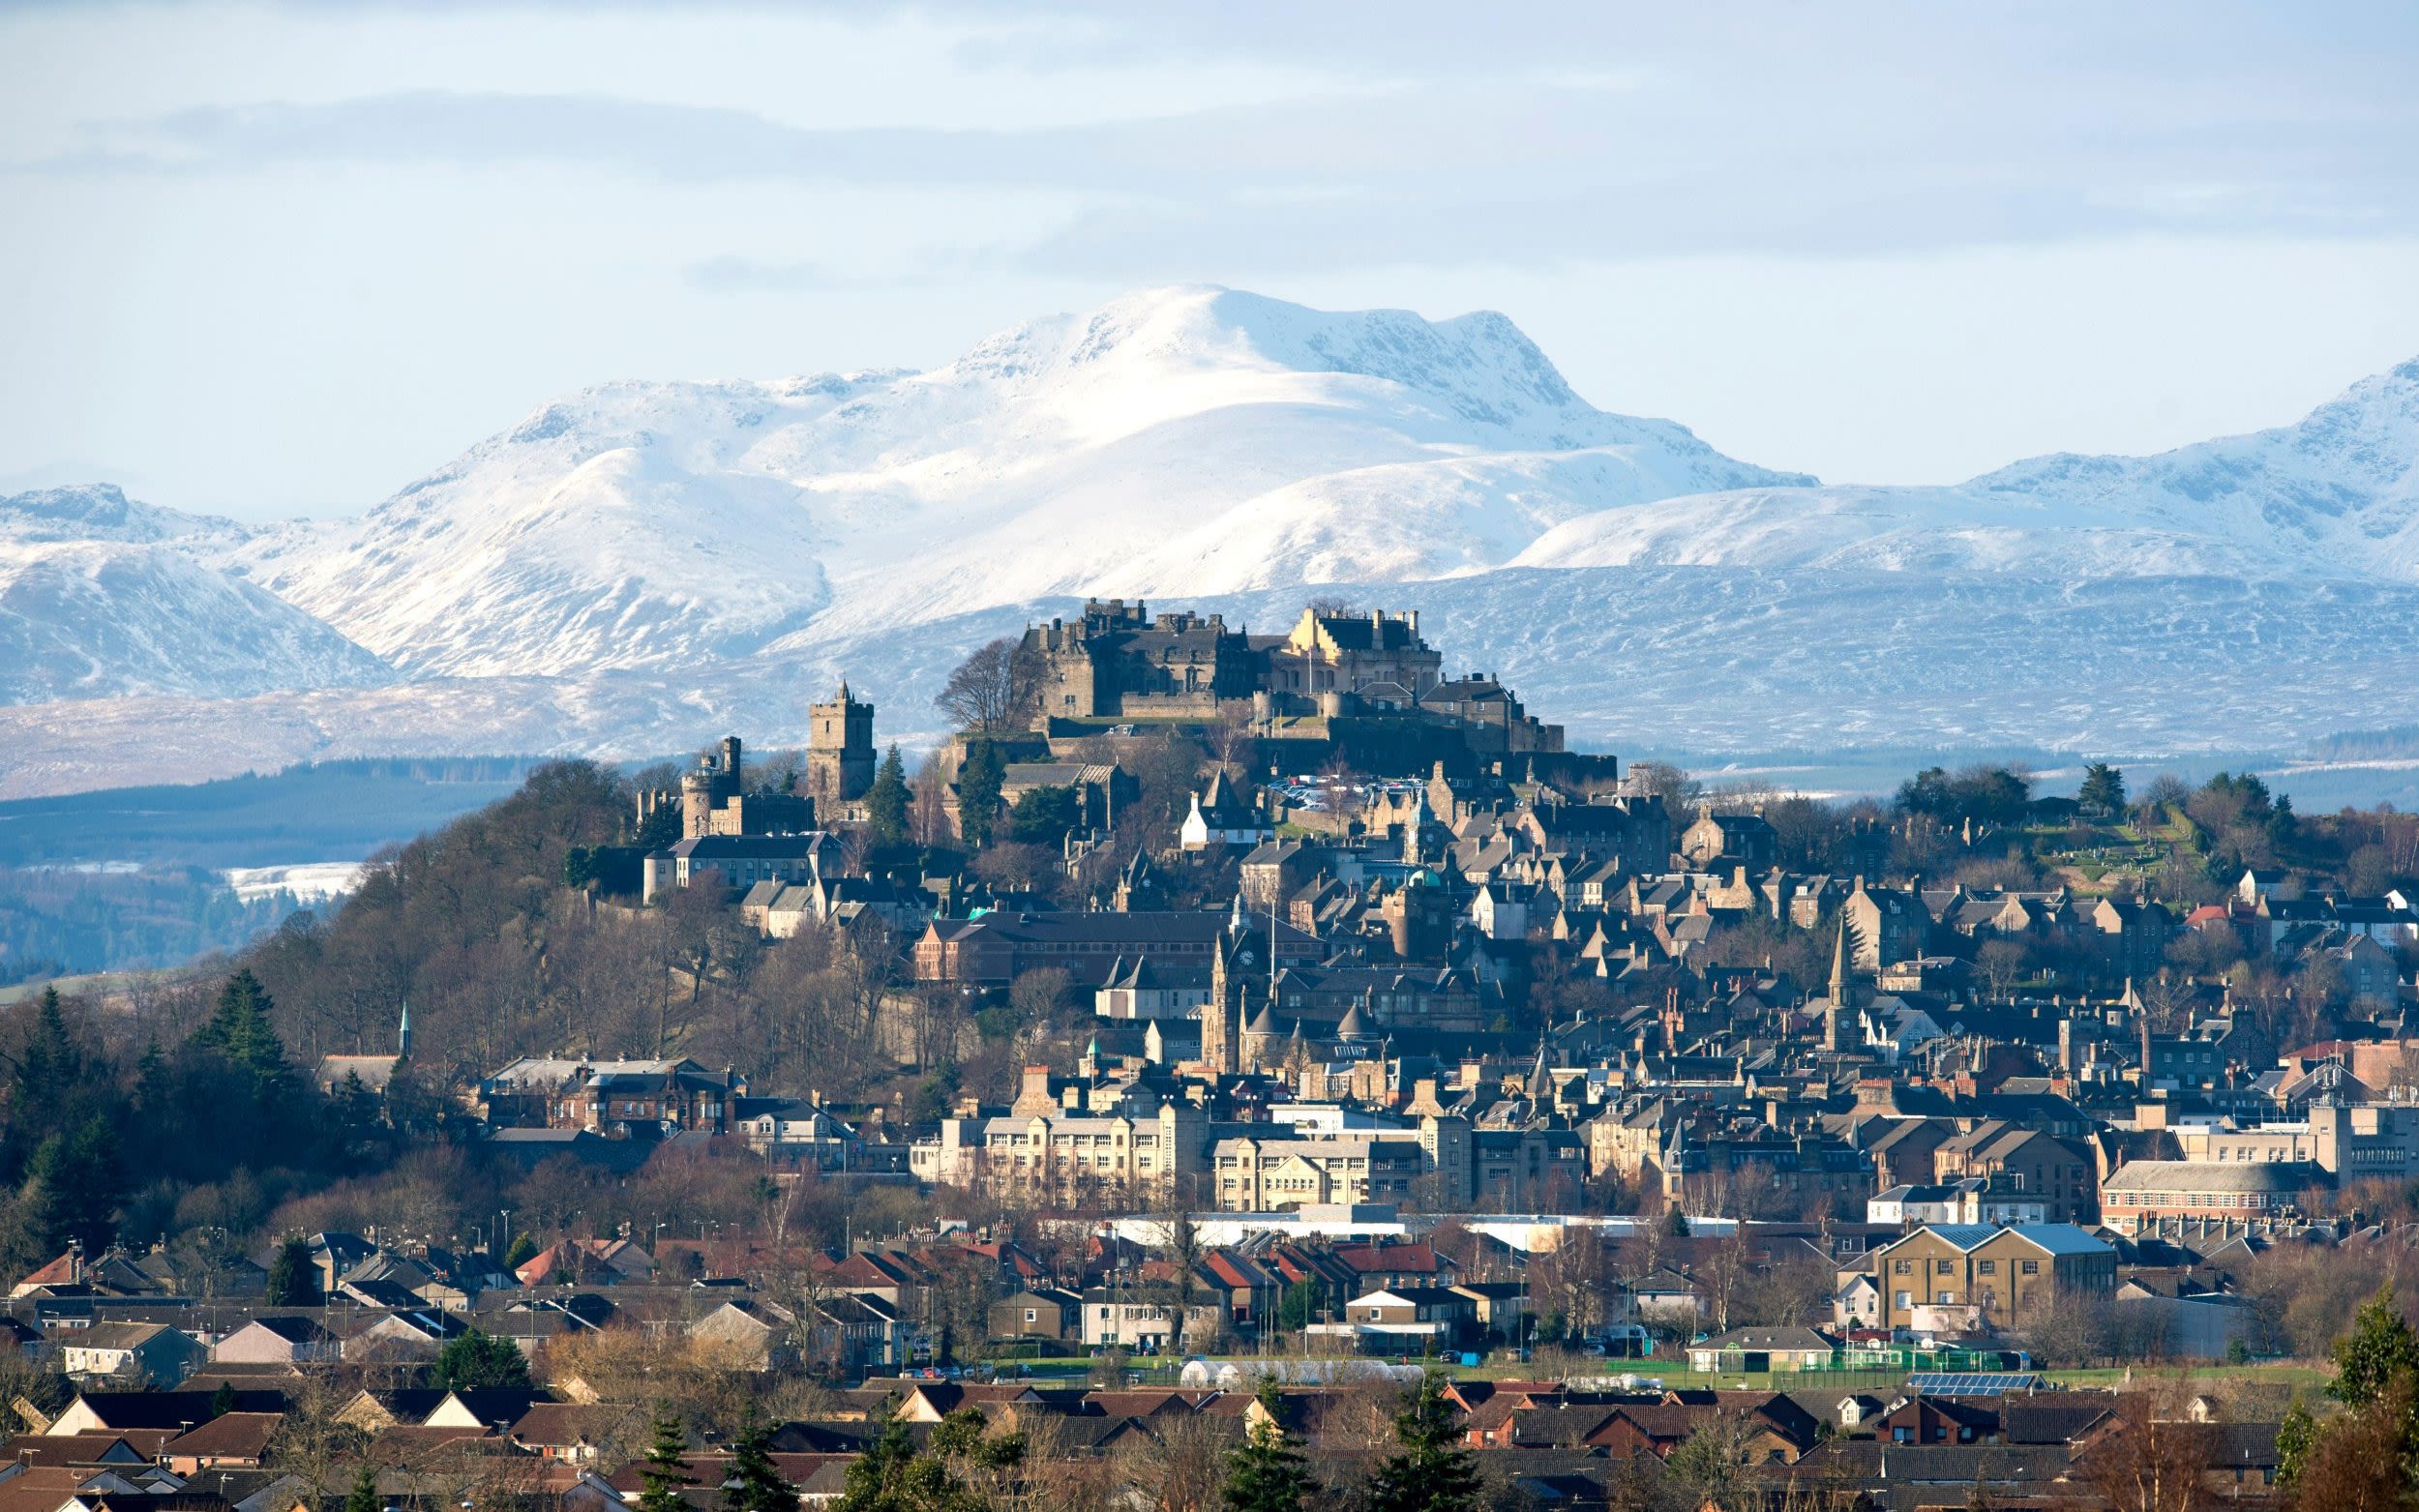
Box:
[7,285,2419,795]
[232,285,1814,676]
[1515,356,2419,578]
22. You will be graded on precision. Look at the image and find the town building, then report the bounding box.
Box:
[1851,1224,2114,1332]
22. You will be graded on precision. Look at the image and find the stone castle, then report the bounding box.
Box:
[1020,600,1565,755]
[635,683,877,841]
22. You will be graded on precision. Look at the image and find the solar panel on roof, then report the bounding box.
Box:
[1905,1371,2044,1396]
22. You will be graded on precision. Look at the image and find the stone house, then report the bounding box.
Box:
[1852,1224,2113,1332]
[988,1289,1084,1344]
[1679,809,1777,871]
[2092,897,2174,982]
[1931,1123,2097,1224]
[1078,1287,1221,1350]
[1845,880,1928,970]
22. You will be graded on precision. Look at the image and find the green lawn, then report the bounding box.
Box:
[2044,1363,2331,1390]
[994,1354,2338,1396]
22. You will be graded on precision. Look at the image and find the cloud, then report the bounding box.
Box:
[32,67,2419,282]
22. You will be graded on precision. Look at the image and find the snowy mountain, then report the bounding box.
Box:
[0,538,392,704]
[7,287,2419,797]
[0,484,387,706]
[242,286,1809,676]
[1515,357,2419,579]
[0,483,250,548]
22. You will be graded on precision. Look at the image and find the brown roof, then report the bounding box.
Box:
[1078,1391,1206,1420]
[0,1434,144,1468]
[0,1468,90,1512]
[507,1404,641,1446]
[161,1412,284,1461]
[362,1424,495,1463]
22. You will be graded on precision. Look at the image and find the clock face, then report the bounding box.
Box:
[1239,949,1257,966]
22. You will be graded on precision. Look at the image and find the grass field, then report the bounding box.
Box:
[988,1353,2337,1396]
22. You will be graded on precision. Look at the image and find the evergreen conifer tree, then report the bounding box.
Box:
[2333,1288,2419,1408]
[266,1235,321,1306]
[831,1415,917,1512]
[866,746,911,848]
[957,741,1005,847]
[635,1409,694,1512]
[210,1382,238,1418]
[433,1325,531,1390]
[722,1413,791,1512]
[57,1115,122,1257]
[1222,1379,1311,1512]
[19,989,74,1102]
[1365,1372,1481,1512]
[8,1136,72,1265]
[2277,1398,2316,1488]
[2077,762,2127,816]
[343,1464,381,1512]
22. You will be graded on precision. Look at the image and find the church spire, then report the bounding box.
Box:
[1825,919,1857,1053]
[398,999,413,1061]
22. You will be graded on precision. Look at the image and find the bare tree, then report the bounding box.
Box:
[1977,936,2031,997]
[1628,759,1704,825]
[1112,1409,1231,1512]
[911,751,952,846]
[2076,1379,2218,1512]
[1209,701,1258,772]
[937,637,1044,734]
[265,1368,365,1502]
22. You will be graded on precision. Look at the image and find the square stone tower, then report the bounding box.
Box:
[807,683,877,801]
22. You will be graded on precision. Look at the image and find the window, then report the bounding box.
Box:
[1978,1260,1996,1276]
[1024,1310,1037,1323]
[2021,1260,2041,1275]
[1936,1259,1955,1274]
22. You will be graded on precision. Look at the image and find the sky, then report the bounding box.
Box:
[5,2,2419,520]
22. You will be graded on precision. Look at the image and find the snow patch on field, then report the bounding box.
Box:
[223,862,368,904]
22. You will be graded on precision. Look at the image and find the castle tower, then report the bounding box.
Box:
[681,736,744,837]
[807,683,877,803]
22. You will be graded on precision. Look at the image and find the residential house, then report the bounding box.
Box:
[212,1318,341,1367]
[989,1290,1084,1345]
[56,1324,205,1387]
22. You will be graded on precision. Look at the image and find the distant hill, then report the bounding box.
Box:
[6,288,2419,795]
